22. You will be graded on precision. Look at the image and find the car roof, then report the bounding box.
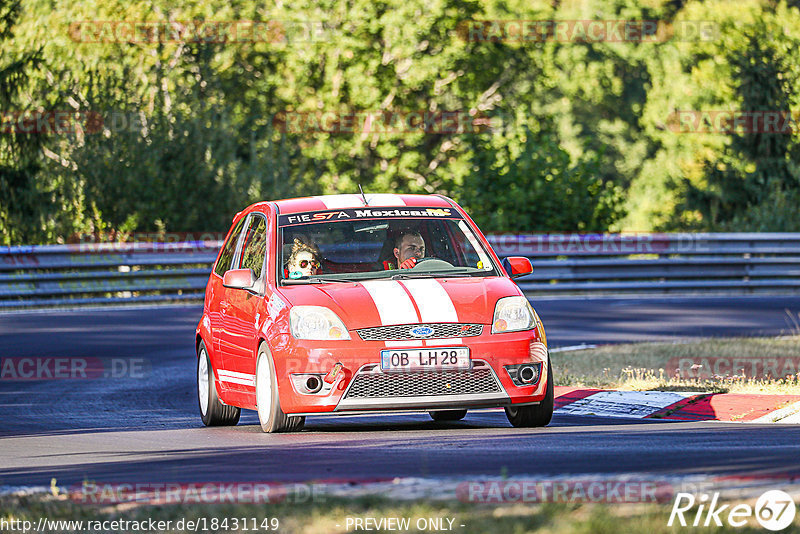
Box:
[269,194,454,215]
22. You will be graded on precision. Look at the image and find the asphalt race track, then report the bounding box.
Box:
[1,295,800,488]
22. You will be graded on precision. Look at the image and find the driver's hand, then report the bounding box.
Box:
[399,257,417,269]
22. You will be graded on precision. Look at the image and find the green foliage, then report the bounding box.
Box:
[641,0,800,231]
[0,0,43,245]
[459,119,625,232]
[677,15,800,230]
[3,0,800,243]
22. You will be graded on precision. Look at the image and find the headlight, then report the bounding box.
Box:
[289,306,351,340]
[492,296,537,334]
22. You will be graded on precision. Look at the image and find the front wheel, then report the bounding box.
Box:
[505,359,554,428]
[197,341,240,426]
[255,345,305,433]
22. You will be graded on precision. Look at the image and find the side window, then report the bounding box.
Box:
[238,215,268,279]
[214,217,246,277]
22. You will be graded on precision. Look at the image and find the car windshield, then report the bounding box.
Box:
[278,206,498,283]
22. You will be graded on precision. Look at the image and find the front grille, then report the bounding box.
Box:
[357,323,483,341]
[344,366,501,399]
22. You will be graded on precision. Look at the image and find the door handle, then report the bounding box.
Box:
[220,301,230,314]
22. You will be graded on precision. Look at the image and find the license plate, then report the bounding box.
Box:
[380,347,470,371]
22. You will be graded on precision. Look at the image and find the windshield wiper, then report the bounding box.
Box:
[392,270,494,279]
[390,272,435,280]
[281,276,356,285]
[464,270,496,277]
[431,271,496,278]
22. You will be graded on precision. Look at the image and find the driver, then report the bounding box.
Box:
[384,231,425,270]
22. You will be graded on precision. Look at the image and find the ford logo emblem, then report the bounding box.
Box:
[409,326,435,338]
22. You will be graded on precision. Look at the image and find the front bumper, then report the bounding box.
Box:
[335,359,510,411]
[273,328,549,415]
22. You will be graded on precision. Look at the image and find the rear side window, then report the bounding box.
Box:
[238,215,268,279]
[214,217,246,277]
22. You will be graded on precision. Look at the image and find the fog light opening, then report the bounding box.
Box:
[305,376,322,393]
[519,365,537,384]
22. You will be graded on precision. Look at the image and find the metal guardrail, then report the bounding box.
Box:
[1,233,799,309]
[488,233,800,294]
[0,242,219,309]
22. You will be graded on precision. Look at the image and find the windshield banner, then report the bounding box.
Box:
[278,207,462,227]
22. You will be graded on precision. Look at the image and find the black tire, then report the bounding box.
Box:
[429,409,468,422]
[505,359,554,428]
[197,340,241,426]
[255,344,305,433]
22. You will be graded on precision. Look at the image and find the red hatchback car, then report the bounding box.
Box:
[196,194,553,432]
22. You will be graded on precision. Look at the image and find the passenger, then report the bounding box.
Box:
[285,238,321,278]
[384,231,425,270]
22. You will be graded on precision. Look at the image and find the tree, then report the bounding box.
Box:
[678,15,800,230]
[0,0,43,245]
[459,116,624,233]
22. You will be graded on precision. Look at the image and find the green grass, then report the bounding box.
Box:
[551,336,800,394]
[2,493,797,533]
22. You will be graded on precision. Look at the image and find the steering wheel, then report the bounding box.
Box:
[411,257,453,268]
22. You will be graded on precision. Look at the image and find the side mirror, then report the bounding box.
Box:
[502,257,533,279]
[222,268,256,290]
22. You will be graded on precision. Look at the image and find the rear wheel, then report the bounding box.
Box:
[255,345,305,433]
[505,359,554,428]
[429,409,467,422]
[197,341,240,426]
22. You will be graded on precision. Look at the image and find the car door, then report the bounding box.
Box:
[208,215,247,369]
[221,213,268,390]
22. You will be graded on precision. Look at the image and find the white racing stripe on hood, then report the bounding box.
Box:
[361,280,423,348]
[400,279,458,322]
[360,280,419,326]
[400,279,462,346]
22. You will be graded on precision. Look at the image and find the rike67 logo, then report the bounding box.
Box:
[669,490,797,531]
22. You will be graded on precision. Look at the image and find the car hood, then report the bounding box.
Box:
[277,277,523,329]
